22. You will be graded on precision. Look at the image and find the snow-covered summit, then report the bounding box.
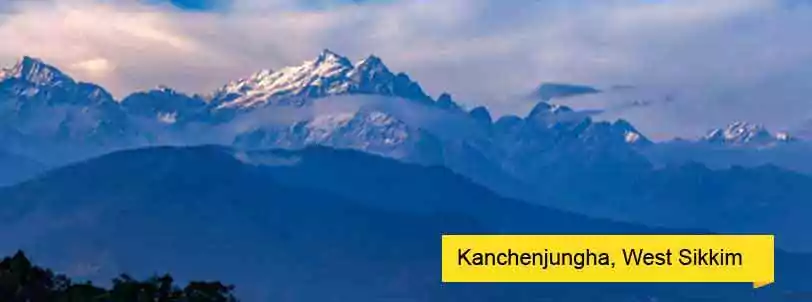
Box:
[611,119,651,146]
[703,121,794,146]
[212,49,434,109]
[213,49,354,109]
[0,57,145,156]
[0,56,117,107]
[0,56,75,87]
[348,55,389,81]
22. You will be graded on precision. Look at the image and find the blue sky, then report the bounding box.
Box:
[2,0,812,139]
[155,0,225,10]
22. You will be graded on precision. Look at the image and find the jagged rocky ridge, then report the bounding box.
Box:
[0,51,649,186]
[212,50,435,109]
[702,121,794,147]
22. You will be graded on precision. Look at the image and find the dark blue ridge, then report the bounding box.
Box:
[0,145,807,301]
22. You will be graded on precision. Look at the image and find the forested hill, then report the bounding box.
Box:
[0,250,238,301]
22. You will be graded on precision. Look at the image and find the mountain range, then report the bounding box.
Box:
[0,50,652,202]
[2,49,812,301]
[2,145,810,301]
[644,121,812,175]
[5,51,804,168]
[2,50,812,253]
[0,50,646,159]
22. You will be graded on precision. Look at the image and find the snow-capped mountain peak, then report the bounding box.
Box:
[0,56,116,107]
[703,121,792,146]
[625,131,643,144]
[352,55,388,74]
[612,119,651,146]
[211,50,433,110]
[347,54,391,83]
[214,50,355,109]
[0,56,74,86]
[314,48,353,67]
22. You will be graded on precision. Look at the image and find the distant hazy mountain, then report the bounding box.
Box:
[0,57,152,162]
[119,86,208,126]
[1,146,808,301]
[641,121,812,175]
[701,121,795,147]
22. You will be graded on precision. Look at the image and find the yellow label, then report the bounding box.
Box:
[441,235,774,288]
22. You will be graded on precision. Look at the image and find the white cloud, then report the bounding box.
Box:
[70,58,115,78]
[1,0,812,139]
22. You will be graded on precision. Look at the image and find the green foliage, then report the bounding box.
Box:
[0,251,238,302]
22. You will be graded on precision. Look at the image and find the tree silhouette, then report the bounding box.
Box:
[0,251,238,302]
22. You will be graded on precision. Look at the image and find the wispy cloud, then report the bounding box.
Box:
[1,0,812,139]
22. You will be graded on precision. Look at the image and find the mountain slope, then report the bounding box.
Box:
[0,57,149,162]
[0,149,44,186]
[1,146,806,301]
[249,144,812,252]
[521,158,812,251]
[233,107,447,164]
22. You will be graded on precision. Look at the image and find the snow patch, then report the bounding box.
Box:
[157,112,178,124]
[703,121,794,147]
[625,131,642,144]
